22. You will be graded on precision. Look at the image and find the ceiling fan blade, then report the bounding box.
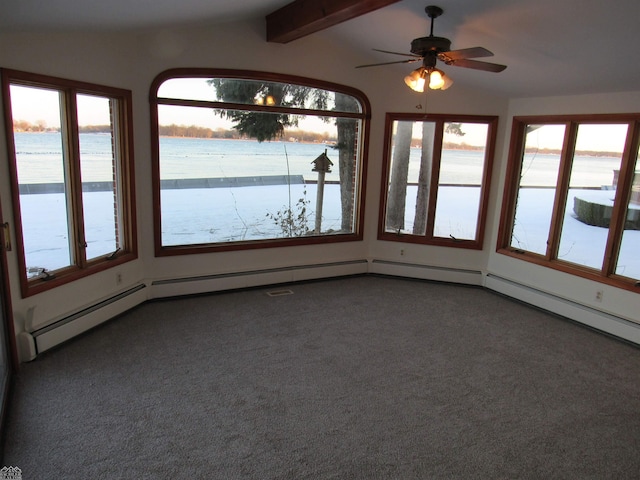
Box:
[372,48,422,58]
[355,58,421,69]
[448,58,507,72]
[439,46,494,62]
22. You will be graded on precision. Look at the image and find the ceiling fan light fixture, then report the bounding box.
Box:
[254,94,277,105]
[404,68,426,92]
[429,69,445,89]
[439,71,454,90]
[404,67,452,92]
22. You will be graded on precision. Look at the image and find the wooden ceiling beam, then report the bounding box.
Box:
[266,0,401,43]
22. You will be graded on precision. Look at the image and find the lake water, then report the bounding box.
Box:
[14,132,622,187]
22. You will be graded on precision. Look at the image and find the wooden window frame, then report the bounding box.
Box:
[1,69,138,297]
[149,68,371,256]
[377,112,498,250]
[497,113,640,293]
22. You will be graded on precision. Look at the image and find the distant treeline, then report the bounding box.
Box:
[158,124,336,143]
[440,142,484,151]
[13,121,113,133]
[79,125,112,133]
[12,120,57,133]
[13,120,337,143]
[524,147,622,158]
[12,121,623,156]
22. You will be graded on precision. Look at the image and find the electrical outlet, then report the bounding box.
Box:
[400,249,405,256]
[116,272,123,285]
[595,290,603,302]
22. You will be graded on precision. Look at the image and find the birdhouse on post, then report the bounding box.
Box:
[311,149,333,234]
[312,150,333,173]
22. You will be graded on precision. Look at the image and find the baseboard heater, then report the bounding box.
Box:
[151,260,369,297]
[485,274,640,345]
[369,259,483,286]
[24,284,147,359]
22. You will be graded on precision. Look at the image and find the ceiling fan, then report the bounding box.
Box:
[356,5,507,92]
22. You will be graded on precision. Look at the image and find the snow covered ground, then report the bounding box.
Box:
[512,188,639,278]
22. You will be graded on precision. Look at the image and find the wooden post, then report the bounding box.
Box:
[311,149,333,234]
[315,170,326,234]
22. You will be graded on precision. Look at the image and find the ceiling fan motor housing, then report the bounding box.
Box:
[410,36,451,56]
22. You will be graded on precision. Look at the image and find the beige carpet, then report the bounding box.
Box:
[5,275,640,479]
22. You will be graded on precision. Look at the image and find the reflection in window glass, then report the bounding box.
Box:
[558,124,627,269]
[616,144,640,280]
[510,124,565,255]
[157,77,361,113]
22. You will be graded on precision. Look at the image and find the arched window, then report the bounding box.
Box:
[150,69,370,255]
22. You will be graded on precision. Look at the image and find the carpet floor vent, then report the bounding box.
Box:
[266,289,294,297]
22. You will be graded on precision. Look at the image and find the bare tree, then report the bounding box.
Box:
[385,121,413,231]
[413,122,436,234]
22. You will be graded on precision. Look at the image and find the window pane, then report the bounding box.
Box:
[77,95,120,260]
[10,85,72,277]
[558,124,627,269]
[510,124,565,255]
[384,121,424,234]
[616,143,640,280]
[157,77,361,113]
[434,123,488,240]
[158,104,357,245]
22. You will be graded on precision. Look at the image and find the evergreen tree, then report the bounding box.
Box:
[208,79,327,142]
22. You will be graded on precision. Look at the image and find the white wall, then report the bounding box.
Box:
[1,20,638,360]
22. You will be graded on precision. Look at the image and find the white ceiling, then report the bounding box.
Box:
[2,0,640,99]
[0,0,290,32]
